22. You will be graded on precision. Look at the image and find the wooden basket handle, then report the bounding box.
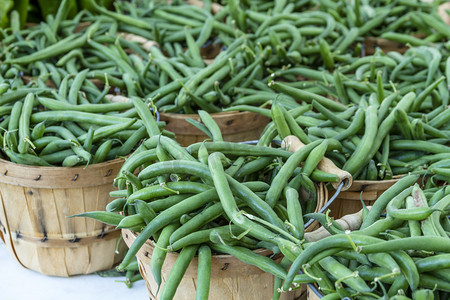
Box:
[281,135,353,191]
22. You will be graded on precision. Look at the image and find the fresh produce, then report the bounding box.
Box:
[0,0,113,30]
[232,91,449,183]
[0,0,449,299]
[73,111,344,298]
[0,78,165,166]
[282,183,450,299]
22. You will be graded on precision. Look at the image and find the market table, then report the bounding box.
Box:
[0,243,148,300]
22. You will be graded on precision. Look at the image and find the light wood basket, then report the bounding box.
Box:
[326,179,400,219]
[159,111,270,147]
[0,158,127,277]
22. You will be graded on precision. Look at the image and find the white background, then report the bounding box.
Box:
[0,243,148,300]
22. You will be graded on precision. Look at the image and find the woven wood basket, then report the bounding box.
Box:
[0,158,127,277]
[159,111,270,147]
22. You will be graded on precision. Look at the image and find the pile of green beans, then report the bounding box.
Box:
[73,111,345,298]
[235,89,449,183]
[4,0,448,116]
[0,0,449,298]
[223,36,450,183]
[282,179,450,299]
[312,0,450,43]
[0,2,304,114]
[0,78,164,166]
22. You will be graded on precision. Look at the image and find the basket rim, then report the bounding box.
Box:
[0,157,125,188]
[159,110,261,119]
[0,156,125,172]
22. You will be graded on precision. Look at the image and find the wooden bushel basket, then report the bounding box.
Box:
[0,158,127,277]
[120,183,327,300]
[159,111,270,147]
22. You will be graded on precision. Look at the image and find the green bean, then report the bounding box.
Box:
[319,256,371,293]
[45,126,91,163]
[211,243,287,279]
[68,69,89,105]
[272,100,291,139]
[196,245,211,300]
[282,106,311,145]
[187,142,292,160]
[78,118,137,144]
[106,198,127,213]
[198,110,222,142]
[127,181,211,203]
[415,254,450,272]
[40,139,74,156]
[360,236,450,254]
[266,140,322,207]
[169,202,225,246]
[381,32,429,46]
[151,222,180,295]
[227,175,285,231]
[360,174,419,229]
[38,97,134,113]
[159,245,199,300]
[233,156,274,179]
[70,211,124,226]
[285,187,304,240]
[429,108,450,129]
[411,76,446,112]
[342,106,378,176]
[17,93,34,154]
[331,108,364,142]
[62,155,84,167]
[365,92,416,173]
[269,81,346,112]
[4,148,53,166]
[92,140,113,164]
[391,140,450,154]
[32,110,143,129]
